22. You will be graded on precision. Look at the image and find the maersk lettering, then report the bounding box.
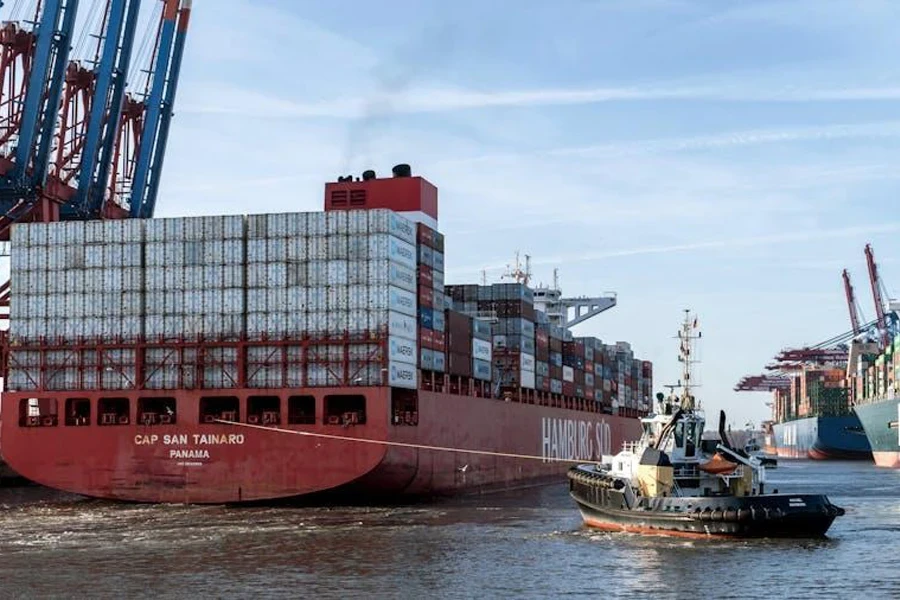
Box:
[541,418,611,462]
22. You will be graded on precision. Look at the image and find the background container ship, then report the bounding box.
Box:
[0,167,651,503]
[737,244,900,463]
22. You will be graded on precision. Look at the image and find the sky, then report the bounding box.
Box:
[148,0,900,429]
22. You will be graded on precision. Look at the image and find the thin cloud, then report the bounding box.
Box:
[449,222,900,276]
[180,83,900,120]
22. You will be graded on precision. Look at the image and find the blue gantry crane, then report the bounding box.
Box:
[0,0,191,236]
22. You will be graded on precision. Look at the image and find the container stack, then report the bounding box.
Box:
[8,210,423,391]
[416,223,447,374]
[534,319,550,392]
[472,319,492,382]
[446,310,473,378]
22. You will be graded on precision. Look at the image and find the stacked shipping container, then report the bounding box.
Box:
[445,283,652,415]
[8,210,422,391]
[7,210,651,416]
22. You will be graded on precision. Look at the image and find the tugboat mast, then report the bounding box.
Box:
[677,309,701,410]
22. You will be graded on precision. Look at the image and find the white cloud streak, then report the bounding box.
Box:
[179,83,900,120]
[449,222,900,276]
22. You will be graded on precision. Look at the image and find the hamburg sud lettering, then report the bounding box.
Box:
[541,418,611,462]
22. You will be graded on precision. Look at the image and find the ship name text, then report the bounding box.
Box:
[541,418,611,462]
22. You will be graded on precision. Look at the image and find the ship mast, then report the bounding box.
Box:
[677,310,701,410]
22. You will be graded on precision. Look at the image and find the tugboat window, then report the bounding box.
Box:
[674,422,684,448]
[685,421,697,457]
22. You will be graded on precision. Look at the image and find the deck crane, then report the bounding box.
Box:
[842,269,862,337]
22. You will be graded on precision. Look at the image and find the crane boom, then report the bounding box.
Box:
[77,0,141,216]
[864,243,888,348]
[129,0,184,218]
[842,269,861,335]
[13,0,79,189]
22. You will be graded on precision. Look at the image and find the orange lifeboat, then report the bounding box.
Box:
[699,452,739,475]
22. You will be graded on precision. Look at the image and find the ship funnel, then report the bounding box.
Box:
[392,163,412,178]
[362,170,376,181]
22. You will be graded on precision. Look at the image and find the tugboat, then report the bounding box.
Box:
[568,311,844,538]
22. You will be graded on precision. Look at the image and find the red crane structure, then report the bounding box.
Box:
[842,269,861,336]
[864,243,889,349]
[734,374,791,392]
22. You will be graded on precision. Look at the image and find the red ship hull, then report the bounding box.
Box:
[0,387,641,503]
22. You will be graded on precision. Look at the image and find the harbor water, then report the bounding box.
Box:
[0,461,898,599]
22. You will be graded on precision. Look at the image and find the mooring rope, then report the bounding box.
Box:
[214,419,596,465]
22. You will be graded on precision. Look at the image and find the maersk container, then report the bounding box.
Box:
[389,311,417,340]
[368,209,416,246]
[388,361,417,389]
[432,250,444,273]
[388,336,418,365]
[473,358,491,381]
[366,235,416,270]
[433,269,444,290]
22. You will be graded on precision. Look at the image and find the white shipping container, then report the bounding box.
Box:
[325,310,348,334]
[347,236,368,261]
[388,361,417,389]
[433,250,445,272]
[388,336,418,365]
[286,237,308,261]
[326,210,348,235]
[308,237,328,260]
[328,235,348,260]
[472,338,492,362]
[563,365,574,382]
[388,310,417,340]
[520,352,536,372]
[520,370,536,390]
[348,285,368,310]
[266,238,286,261]
[347,210,369,235]
[327,260,348,285]
[306,213,326,236]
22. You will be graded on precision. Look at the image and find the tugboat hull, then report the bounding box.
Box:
[569,468,844,538]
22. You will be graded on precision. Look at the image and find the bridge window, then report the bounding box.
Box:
[324,394,366,425]
[200,396,239,424]
[248,395,280,426]
[288,395,315,424]
[138,397,177,426]
[98,398,130,426]
[65,398,91,427]
[19,398,58,427]
[391,389,418,426]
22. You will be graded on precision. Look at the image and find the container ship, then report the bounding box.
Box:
[848,338,900,467]
[738,365,871,460]
[0,166,650,504]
